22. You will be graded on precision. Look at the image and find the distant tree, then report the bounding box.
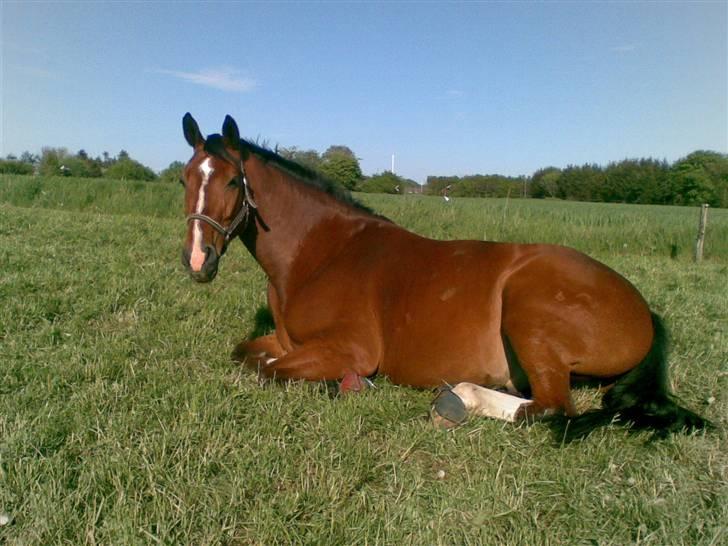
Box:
[401,178,421,193]
[0,150,38,174]
[117,150,130,161]
[359,171,417,194]
[35,147,102,178]
[596,158,666,203]
[529,167,562,198]
[159,161,185,184]
[631,158,671,204]
[556,164,606,202]
[602,160,642,203]
[0,159,34,175]
[322,146,357,161]
[38,147,70,177]
[424,176,459,196]
[106,158,157,181]
[454,175,525,198]
[20,151,40,165]
[669,151,728,207]
[278,147,322,172]
[67,157,101,177]
[89,157,104,177]
[58,149,102,177]
[319,146,362,190]
[424,174,525,198]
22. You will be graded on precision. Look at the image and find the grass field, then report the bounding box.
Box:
[1,175,726,544]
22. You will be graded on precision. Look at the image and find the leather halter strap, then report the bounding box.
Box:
[185,162,257,246]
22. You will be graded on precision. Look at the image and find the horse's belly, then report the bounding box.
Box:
[381,346,511,388]
[379,297,511,388]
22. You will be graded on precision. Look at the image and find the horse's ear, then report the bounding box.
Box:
[183,113,204,149]
[222,115,241,150]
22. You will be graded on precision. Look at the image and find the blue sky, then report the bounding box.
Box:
[2,1,726,183]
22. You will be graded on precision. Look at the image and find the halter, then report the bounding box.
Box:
[185,161,257,248]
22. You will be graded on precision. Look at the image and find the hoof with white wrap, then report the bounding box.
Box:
[431,382,534,429]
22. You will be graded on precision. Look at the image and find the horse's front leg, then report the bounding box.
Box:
[258,338,378,383]
[231,333,286,368]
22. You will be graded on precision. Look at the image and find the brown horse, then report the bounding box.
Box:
[180,113,708,439]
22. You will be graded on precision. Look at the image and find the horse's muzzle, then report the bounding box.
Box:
[181,245,219,283]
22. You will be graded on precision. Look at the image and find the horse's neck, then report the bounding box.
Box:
[242,158,367,298]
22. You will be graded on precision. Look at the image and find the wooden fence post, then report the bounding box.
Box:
[694,203,709,262]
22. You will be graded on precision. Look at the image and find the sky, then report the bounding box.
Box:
[1,1,726,183]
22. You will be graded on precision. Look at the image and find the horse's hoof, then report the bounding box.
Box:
[431,388,467,429]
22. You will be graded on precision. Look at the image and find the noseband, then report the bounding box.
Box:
[186,162,257,248]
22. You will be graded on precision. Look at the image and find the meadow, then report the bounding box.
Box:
[1,174,726,545]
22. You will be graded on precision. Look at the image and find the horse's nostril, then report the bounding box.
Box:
[203,245,219,270]
[185,245,220,282]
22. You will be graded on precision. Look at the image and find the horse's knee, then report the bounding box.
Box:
[231,340,249,362]
[231,333,285,364]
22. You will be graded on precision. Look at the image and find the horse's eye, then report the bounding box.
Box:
[227,177,241,188]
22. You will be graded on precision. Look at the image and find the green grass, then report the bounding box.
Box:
[0,175,726,544]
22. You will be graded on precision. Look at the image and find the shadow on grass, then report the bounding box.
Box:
[249,306,275,339]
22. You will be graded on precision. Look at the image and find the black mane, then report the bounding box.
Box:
[203,134,374,215]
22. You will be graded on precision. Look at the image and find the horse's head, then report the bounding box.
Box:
[180,113,253,282]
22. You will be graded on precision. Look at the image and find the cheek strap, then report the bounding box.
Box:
[185,165,257,247]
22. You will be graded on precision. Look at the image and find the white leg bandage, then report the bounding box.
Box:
[450,382,533,423]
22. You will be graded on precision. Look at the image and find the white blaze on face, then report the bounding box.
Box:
[190,158,214,271]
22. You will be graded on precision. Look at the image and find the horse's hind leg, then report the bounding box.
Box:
[431,383,534,428]
[502,331,577,421]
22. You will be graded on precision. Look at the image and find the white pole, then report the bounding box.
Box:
[391,154,395,174]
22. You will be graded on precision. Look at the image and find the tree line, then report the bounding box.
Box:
[425,174,527,199]
[0,147,163,182]
[526,151,728,208]
[424,151,728,208]
[2,146,726,207]
[277,145,419,194]
[0,144,420,195]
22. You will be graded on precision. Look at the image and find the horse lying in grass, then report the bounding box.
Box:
[179,113,709,440]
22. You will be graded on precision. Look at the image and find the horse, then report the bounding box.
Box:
[179,113,709,439]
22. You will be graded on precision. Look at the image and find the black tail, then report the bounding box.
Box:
[556,313,711,442]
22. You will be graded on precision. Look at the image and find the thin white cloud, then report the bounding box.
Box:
[611,44,638,53]
[10,65,57,79]
[156,66,256,92]
[447,89,465,98]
